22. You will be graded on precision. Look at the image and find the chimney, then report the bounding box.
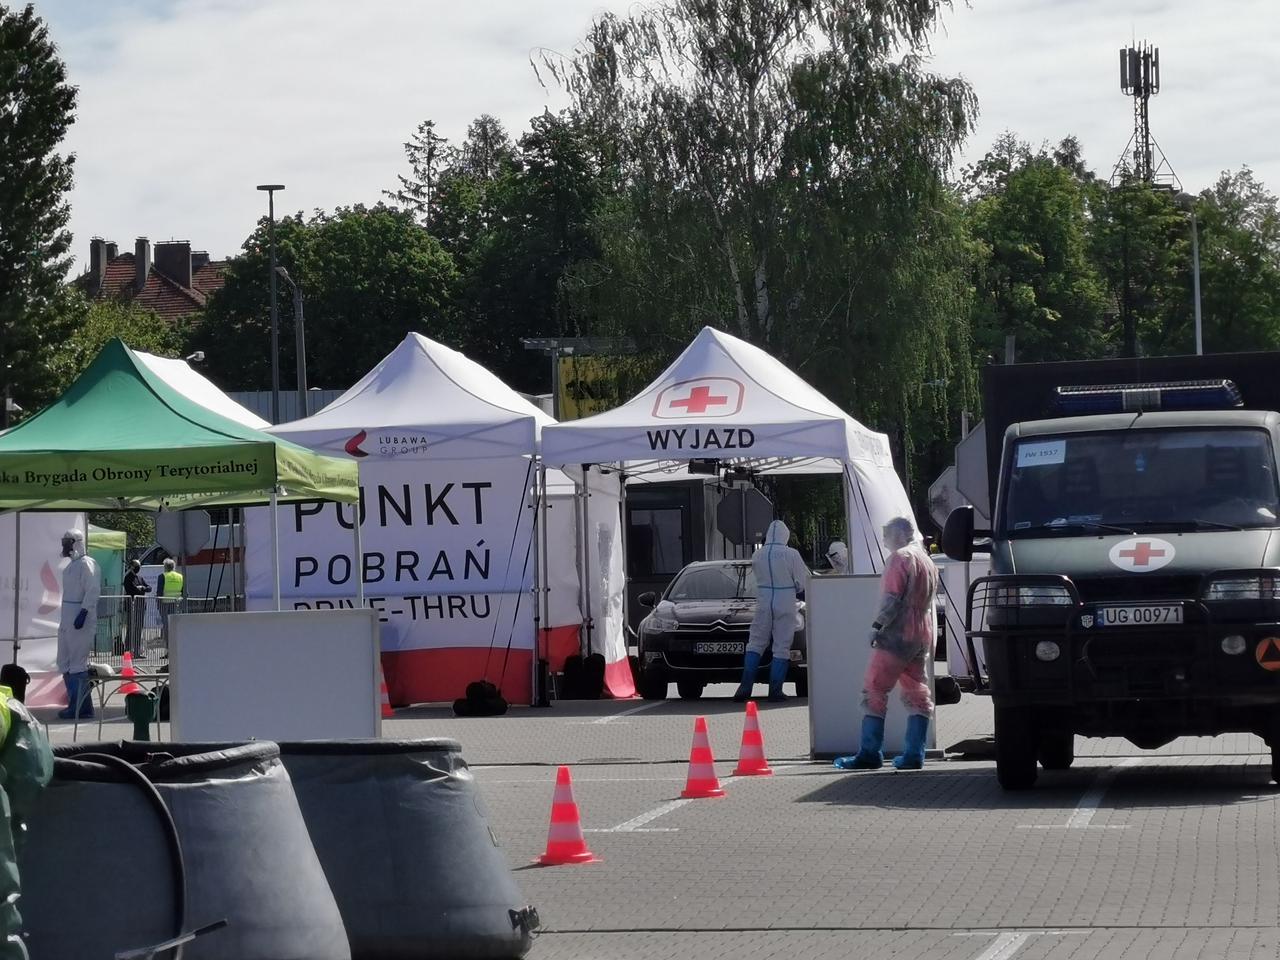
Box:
[88,237,108,294]
[134,237,151,293]
[154,240,192,289]
[191,250,210,272]
[105,241,119,260]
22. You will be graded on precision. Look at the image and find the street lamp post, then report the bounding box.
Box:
[276,267,309,418]
[256,184,285,422]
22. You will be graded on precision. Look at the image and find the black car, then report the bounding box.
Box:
[635,559,808,700]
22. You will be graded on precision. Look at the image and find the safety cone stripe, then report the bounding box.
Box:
[537,766,599,865]
[733,702,773,776]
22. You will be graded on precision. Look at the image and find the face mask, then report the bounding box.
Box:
[61,538,83,559]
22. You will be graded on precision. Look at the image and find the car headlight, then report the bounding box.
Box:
[1221,635,1248,655]
[1204,574,1280,601]
[1034,640,1061,662]
[645,605,680,632]
[992,585,1073,607]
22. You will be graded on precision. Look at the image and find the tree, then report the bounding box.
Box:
[384,119,450,227]
[194,205,458,392]
[0,3,79,413]
[965,138,1112,363]
[1195,167,1280,352]
[46,296,188,394]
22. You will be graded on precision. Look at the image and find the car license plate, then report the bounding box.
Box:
[1095,604,1183,627]
[695,641,745,654]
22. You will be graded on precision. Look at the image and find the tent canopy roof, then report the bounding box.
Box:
[0,339,358,510]
[134,351,270,429]
[270,332,550,460]
[540,326,893,471]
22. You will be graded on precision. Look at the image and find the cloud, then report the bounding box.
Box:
[34,0,1280,271]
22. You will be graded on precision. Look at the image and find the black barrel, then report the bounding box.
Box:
[20,741,350,960]
[279,739,535,959]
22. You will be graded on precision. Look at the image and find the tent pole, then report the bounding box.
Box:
[529,461,544,706]
[11,512,20,660]
[579,467,593,661]
[353,495,364,608]
[615,470,629,658]
[536,462,552,706]
[270,489,281,611]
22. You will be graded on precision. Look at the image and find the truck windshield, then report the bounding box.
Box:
[1003,427,1280,536]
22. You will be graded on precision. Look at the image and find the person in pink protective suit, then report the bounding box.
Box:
[834,515,938,771]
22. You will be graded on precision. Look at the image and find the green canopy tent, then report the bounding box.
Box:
[0,339,362,608]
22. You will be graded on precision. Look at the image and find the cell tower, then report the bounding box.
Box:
[1112,42,1179,188]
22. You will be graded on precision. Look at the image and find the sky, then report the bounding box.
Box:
[33,0,1280,271]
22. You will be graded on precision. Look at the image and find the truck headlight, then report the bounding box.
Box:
[1034,640,1061,662]
[1205,574,1280,601]
[1221,635,1247,655]
[993,585,1073,607]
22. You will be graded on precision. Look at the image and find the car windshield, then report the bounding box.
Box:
[666,564,756,600]
[1003,426,1280,536]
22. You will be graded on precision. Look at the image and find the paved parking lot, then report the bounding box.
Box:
[41,688,1280,959]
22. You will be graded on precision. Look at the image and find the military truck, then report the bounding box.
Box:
[944,352,1280,789]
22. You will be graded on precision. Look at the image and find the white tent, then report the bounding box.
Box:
[254,333,631,704]
[541,326,916,573]
[134,351,270,429]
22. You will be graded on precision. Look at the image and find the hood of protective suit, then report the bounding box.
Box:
[764,520,790,546]
[62,528,85,559]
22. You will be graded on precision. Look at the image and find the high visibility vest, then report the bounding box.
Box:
[0,686,14,745]
[162,570,185,600]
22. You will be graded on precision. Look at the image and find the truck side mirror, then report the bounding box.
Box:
[942,506,975,562]
[638,591,657,607]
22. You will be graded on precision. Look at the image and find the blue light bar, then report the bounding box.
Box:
[1053,379,1243,414]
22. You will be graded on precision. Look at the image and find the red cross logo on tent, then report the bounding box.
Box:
[652,378,745,419]
[1108,537,1175,572]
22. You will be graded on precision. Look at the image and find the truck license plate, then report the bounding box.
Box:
[695,641,746,654]
[1095,604,1183,626]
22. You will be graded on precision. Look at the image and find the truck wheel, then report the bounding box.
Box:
[638,667,668,701]
[1038,732,1075,771]
[995,706,1038,790]
[676,679,705,700]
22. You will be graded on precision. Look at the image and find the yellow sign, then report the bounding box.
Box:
[557,356,642,421]
[1256,637,1280,671]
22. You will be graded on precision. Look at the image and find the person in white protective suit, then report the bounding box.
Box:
[733,520,809,703]
[825,541,849,575]
[56,529,100,720]
[835,515,938,771]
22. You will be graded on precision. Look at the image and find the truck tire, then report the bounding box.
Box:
[637,667,668,701]
[676,679,705,700]
[1038,732,1075,771]
[995,706,1038,790]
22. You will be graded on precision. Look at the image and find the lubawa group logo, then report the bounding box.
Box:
[652,378,745,419]
[344,430,370,458]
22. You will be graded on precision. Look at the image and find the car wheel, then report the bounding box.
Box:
[676,679,705,700]
[793,673,808,698]
[1038,732,1075,771]
[637,666,668,701]
[994,706,1038,790]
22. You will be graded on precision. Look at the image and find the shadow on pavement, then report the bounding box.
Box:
[792,759,1278,811]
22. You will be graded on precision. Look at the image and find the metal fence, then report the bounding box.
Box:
[94,595,234,668]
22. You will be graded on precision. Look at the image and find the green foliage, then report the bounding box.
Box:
[88,511,154,557]
[194,205,459,392]
[0,3,78,410]
[965,138,1112,363]
[47,296,188,394]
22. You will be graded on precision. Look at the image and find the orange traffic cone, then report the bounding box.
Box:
[119,652,141,696]
[732,701,773,777]
[379,674,394,719]
[537,766,598,865]
[681,716,726,798]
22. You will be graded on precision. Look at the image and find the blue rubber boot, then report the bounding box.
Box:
[57,672,76,720]
[72,671,94,719]
[893,714,930,770]
[766,657,789,702]
[834,715,885,770]
[732,652,762,702]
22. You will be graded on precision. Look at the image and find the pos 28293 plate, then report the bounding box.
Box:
[694,641,746,654]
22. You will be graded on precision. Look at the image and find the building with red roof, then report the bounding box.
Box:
[74,237,227,321]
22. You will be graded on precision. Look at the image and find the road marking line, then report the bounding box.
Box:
[583,828,678,833]
[1065,757,1144,828]
[589,702,666,725]
[601,777,739,832]
[971,932,1030,960]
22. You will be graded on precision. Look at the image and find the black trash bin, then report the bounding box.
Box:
[280,739,536,959]
[20,741,350,960]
